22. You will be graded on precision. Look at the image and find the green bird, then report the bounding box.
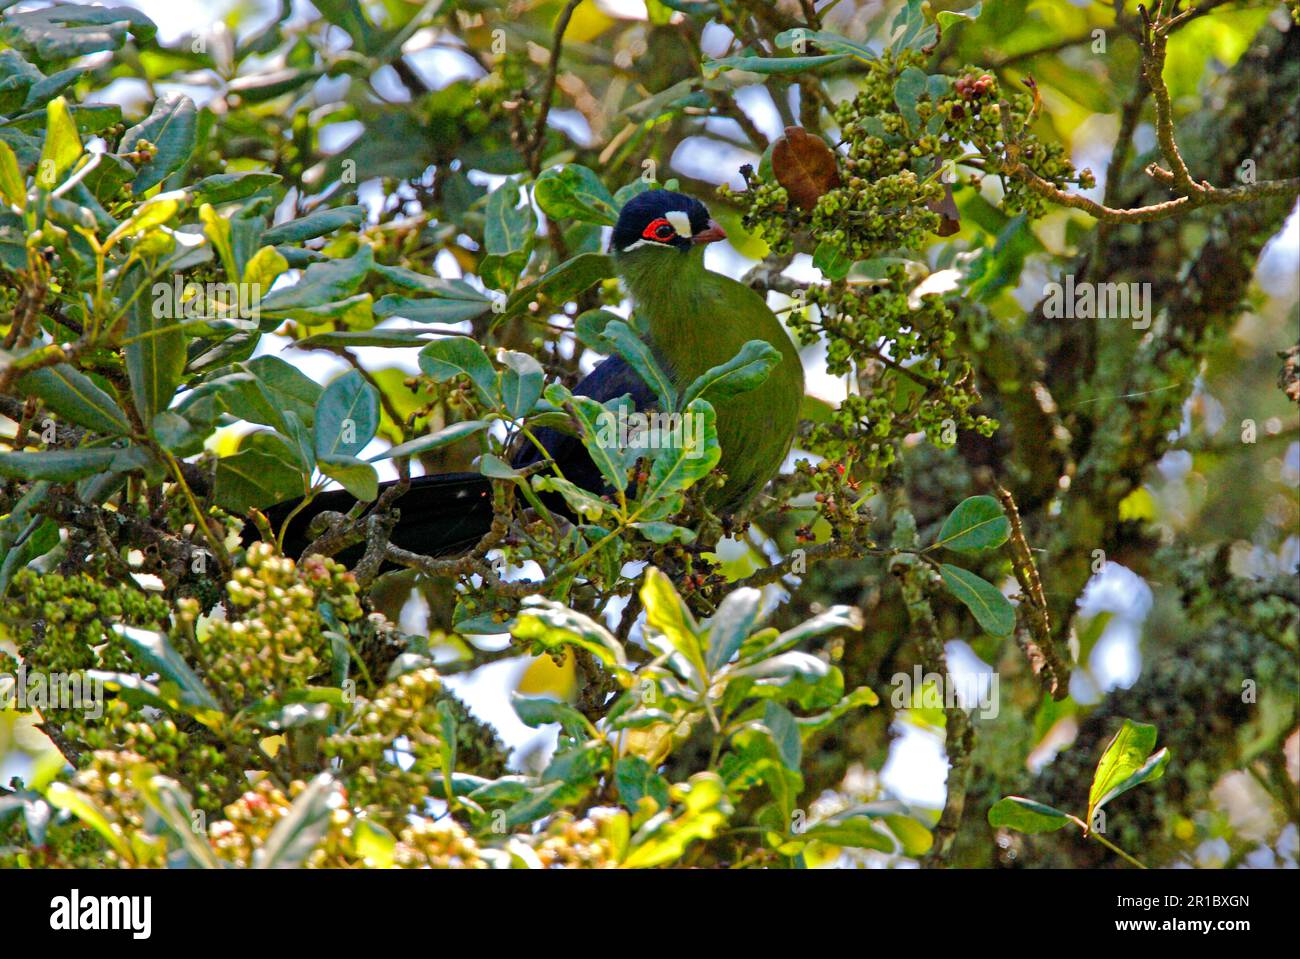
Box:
[267,189,804,558]
[604,189,805,512]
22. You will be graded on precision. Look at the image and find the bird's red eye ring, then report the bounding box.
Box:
[641,217,676,242]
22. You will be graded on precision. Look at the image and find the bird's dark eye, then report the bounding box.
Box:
[641,217,675,242]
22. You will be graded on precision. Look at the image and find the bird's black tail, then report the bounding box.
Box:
[252,472,495,567]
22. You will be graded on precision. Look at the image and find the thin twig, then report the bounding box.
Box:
[526,0,583,175]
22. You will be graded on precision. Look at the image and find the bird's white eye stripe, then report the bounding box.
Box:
[665,210,692,237]
[620,238,675,252]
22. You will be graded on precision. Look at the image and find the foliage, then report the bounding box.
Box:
[990,718,1171,867]
[1,0,1296,869]
[0,550,900,868]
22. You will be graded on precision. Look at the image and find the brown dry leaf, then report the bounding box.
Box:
[772,125,841,209]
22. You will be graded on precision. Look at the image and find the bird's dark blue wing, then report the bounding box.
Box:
[257,355,660,563]
[511,354,658,495]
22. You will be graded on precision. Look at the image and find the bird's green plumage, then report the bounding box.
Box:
[615,243,804,511]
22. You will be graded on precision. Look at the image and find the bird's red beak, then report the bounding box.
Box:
[691,219,727,245]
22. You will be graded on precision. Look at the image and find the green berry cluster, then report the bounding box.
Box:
[323,667,452,825]
[392,816,488,869]
[532,810,620,868]
[730,50,1089,254]
[210,778,366,868]
[1,570,169,677]
[67,749,160,867]
[201,542,363,705]
[788,263,996,471]
[70,699,241,815]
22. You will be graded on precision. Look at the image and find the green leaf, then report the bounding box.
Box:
[614,177,655,207]
[484,177,536,255]
[0,447,118,482]
[631,521,695,545]
[35,96,81,191]
[623,773,731,868]
[773,28,877,62]
[799,817,895,852]
[706,586,761,673]
[352,818,396,868]
[813,239,852,280]
[0,140,24,209]
[741,605,863,662]
[241,244,289,292]
[534,164,618,226]
[511,692,591,738]
[84,670,170,713]
[213,448,305,512]
[574,308,621,352]
[125,293,185,425]
[599,320,675,410]
[988,796,1074,834]
[112,624,222,714]
[318,453,378,501]
[227,67,323,103]
[500,252,614,321]
[932,495,1010,554]
[150,410,202,455]
[936,2,983,28]
[15,364,131,436]
[565,393,630,493]
[257,246,375,327]
[313,369,379,459]
[106,189,185,248]
[131,771,222,868]
[253,773,341,868]
[614,756,670,813]
[373,291,493,325]
[479,250,528,292]
[893,66,928,130]
[533,475,607,522]
[1088,720,1171,826]
[177,371,283,432]
[760,700,802,771]
[888,0,937,53]
[703,54,848,77]
[45,783,132,862]
[513,596,630,677]
[189,171,281,205]
[680,339,781,410]
[642,398,721,501]
[795,686,880,734]
[417,336,498,407]
[479,453,522,480]
[199,202,237,277]
[731,652,839,710]
[369,419,489,462]
[939,564,1015,637]
[641,567,706,686]
[294,329,435,350]
[119,92,197,193]
[261,205,366,245]
[245,355,321,427]
[0,3,156,60]
[498,350,544,418]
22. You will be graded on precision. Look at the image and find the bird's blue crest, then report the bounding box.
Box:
[612,189,711,253]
